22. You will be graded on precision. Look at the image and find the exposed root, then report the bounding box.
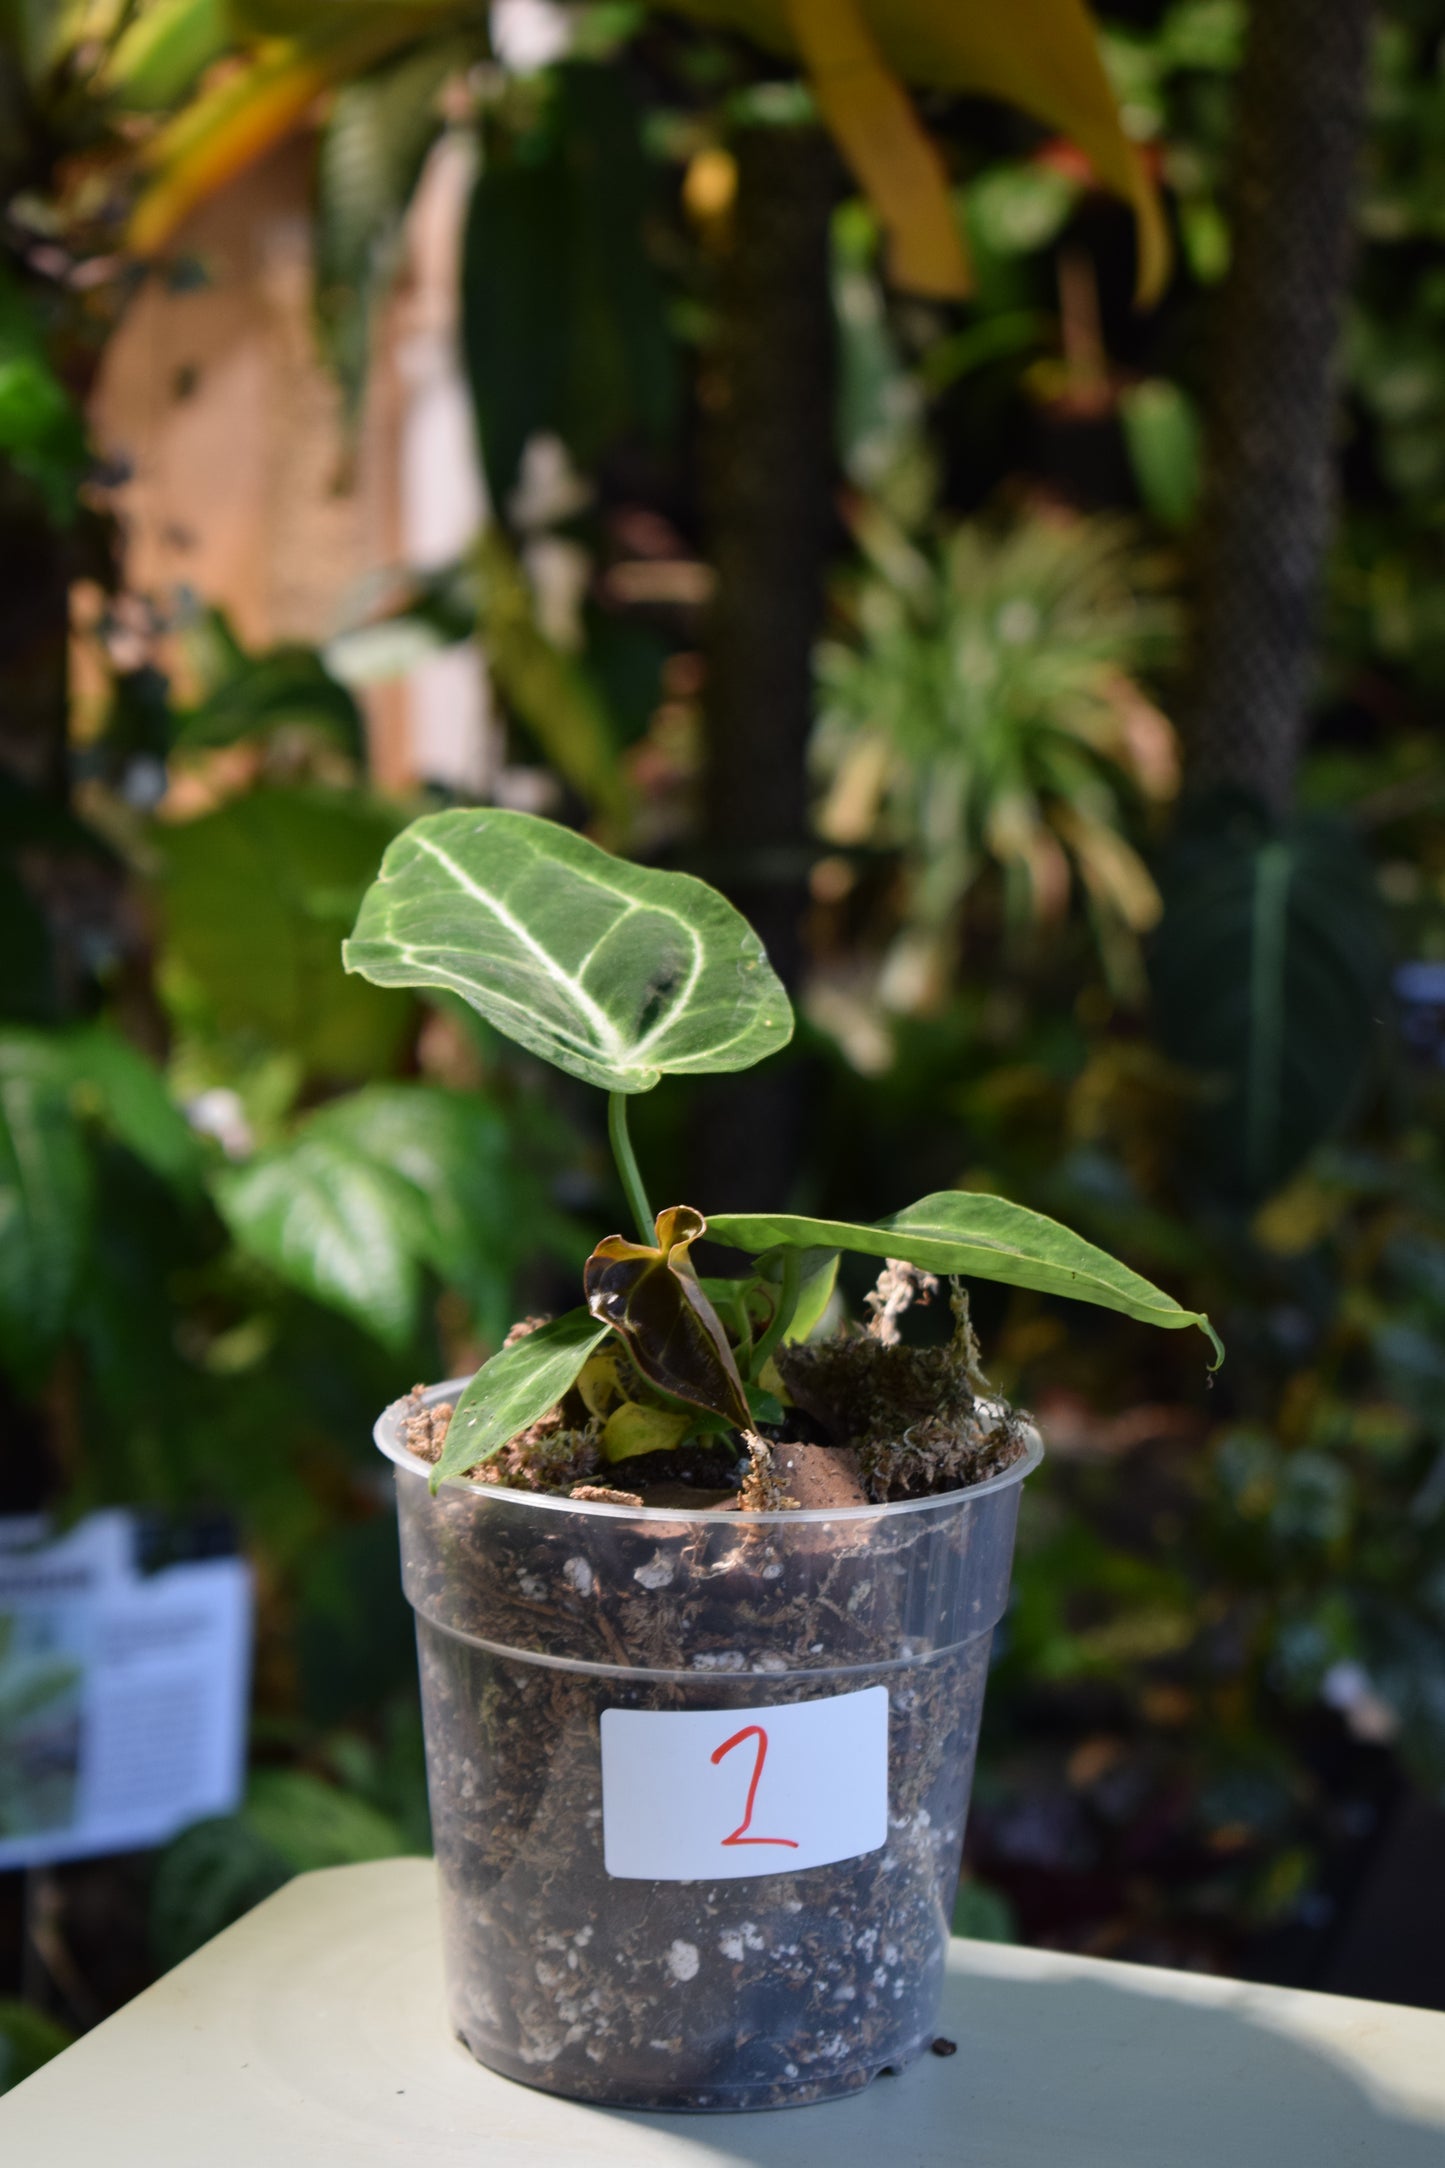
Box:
[947,1282,991,1394]
[864,1258,939,1347]
[737,1435,798,1513]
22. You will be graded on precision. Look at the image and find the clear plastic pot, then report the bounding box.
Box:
[376,1381,1041,2112]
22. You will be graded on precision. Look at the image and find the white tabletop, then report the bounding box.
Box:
[3,1858,1444,2165]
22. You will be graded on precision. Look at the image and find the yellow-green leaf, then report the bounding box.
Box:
[601,1401,693,1462]
[106,0,230,110]
[473,527,630,830]
[128,9,454,254]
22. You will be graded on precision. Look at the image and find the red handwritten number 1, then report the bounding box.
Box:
[711,1724,799,1849]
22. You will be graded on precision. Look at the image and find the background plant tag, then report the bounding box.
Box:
[601,1686,888,1881]
[0,1511,251,1869]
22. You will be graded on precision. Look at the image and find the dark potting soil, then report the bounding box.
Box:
[391,1296,1032,2108]
[401,1476,1000,2108]
[419,1641,991,2108]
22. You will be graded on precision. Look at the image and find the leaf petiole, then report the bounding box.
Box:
[608,1091,655,1244]
[746,1246,800,1382]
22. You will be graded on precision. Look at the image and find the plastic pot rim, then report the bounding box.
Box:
[375,1374,1044,1528]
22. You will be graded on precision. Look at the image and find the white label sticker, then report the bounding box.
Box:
[600,1686,889,1881]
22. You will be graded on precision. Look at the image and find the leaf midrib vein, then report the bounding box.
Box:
[405,831,728,1069]
[411,831,627,1058]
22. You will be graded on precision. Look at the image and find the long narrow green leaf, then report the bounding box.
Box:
[461,63,678,510]
[315,37,466,414]
[432,1309,612,1487]
[106,0,231,110]
[708,1192,1221,1360]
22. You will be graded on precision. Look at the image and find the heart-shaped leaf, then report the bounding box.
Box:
[433,1309,612,1488]
[584,1205,751,1428]
[343,808,794,1093]
[708,1192,1221,1361]
[216,1084,574,1351]
[218,1123,430,1352]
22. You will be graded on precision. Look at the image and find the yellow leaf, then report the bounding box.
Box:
[577,1349,626,1418]
[787,0,971,299]
[127,9,455,254]
[985,794,1072,922]
[129,43,335,253]
[652,0,1169,304]
[817,732,893,847]
[860,0,1168,304]
[602,1402,694,1463]
[1052,801,1162,932]
[1251,1173,1344,1258]
[683,145,738,224]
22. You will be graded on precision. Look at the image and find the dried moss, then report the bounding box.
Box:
[776,1285,1028,1503]
[400,1384,603,1493]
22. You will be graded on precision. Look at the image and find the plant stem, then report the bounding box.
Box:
[748,1248,801,1381]
[608,1092,654,1243]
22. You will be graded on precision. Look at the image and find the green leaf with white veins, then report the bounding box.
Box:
[707,1192,1222,1362]
[215,1083,574,1351]
[217,1124,430,1351]
[433,1309,613,1488]
[343,809,794,1093]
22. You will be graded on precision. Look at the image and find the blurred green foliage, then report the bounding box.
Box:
[815,503,1179,1005]
[0,1999,72,2096]
[1,0,1443,2020]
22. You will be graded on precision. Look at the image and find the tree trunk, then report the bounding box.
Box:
[695,124,837,1210]
[0,470,70,800]
[1187,0,1372,813]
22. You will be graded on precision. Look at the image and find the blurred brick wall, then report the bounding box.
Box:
[91,132,491,796]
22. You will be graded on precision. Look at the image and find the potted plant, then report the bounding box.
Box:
[346,808,1218,2111]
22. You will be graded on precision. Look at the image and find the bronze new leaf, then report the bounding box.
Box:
[583,1206,751,1431]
